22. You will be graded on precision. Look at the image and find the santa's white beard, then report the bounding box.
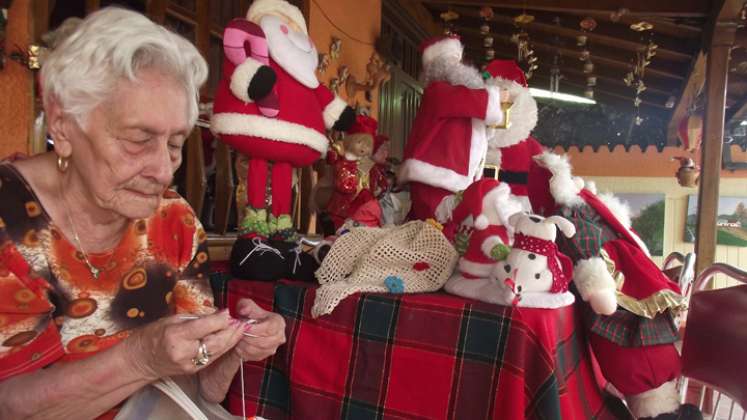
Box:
[421,57,485,89]
[261,15,319,88]
[486,79,538,149]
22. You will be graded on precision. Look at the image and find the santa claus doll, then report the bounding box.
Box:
[483,59,545,212]
[397,35,508,221]
[211,0,354,244]
[443,179,522,303]
[527,151,701,420]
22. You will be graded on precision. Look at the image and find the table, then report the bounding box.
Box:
[226,280,629,420]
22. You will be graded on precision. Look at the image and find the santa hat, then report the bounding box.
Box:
[527,152,584,216]
[484,59,527,87]
[348,115,378,137]
[246,0,308,35]
[450,179,505,231]
[419,35,463,66]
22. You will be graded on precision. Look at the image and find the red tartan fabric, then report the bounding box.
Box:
[226,280,629,420]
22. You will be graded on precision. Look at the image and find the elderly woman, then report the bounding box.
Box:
[0,8,285,419]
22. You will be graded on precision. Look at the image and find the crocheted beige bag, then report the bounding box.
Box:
[313,221,458,318]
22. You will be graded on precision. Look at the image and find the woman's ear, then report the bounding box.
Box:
[46,97,73,158]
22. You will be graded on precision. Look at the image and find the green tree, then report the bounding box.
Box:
[631,200,665,256]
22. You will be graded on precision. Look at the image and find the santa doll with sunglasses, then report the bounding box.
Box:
[211,0,355,246]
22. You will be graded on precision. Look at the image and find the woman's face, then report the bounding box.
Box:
[62,68,191,219]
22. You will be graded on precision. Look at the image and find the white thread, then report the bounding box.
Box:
[239,237,285,266]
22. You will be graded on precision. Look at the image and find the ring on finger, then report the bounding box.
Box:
[192,340,211,367]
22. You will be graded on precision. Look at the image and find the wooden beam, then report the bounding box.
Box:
[433,5,694,62]
[695,22,737,276]
[415,0,710,17]
[666,52,705,145]
[459,27,685,81]
[531,73,668,108]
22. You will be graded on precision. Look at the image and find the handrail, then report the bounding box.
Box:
[663,251,686,270]
[692,263,747,293]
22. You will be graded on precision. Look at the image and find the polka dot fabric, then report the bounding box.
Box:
[513,233,571,293]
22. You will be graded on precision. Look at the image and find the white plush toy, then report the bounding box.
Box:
[490,212,577,308]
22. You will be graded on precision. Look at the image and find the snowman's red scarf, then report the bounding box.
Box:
[513,233,574,293]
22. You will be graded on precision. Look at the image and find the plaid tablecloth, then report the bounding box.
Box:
[226,280,629,420]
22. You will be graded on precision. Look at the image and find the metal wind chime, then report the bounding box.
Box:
[625,21,657,125]
[440,9,460,35]
[577,16,597,99]
[479,6,495,63]
[510,11,538,79]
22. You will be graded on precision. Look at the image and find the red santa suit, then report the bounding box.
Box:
[326,116,379,229]
[527,151,690,419]
[442,180,522,303]
[211,2,349,222]
[484,60,546,212]
[398,36,505,221]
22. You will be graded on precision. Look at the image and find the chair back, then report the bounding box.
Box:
[681,263,747,411]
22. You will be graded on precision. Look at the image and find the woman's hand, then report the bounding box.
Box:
[126,309,246,380]
[233,299,286,361]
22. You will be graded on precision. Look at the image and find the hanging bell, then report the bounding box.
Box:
[480,23,490,35]
[583,61,594,73]
[576,35,587,46]
[485,49,495,60]
[483,36,494,48]
[584,88,594,99]
[586,76,597,86]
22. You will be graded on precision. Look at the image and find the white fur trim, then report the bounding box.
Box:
[247,0,308,35]
[598,193,632,229]
[484,85,504,126]
[211,113,329,154]
[323,96,348,130]
[230,58,263,103]
[486,79,537,149]
[458,258,494,278]
[516,291,575,308]
[422,38,463,66]
[474,215,489,230]
[398,159,470,191]
[597,192,651,257]
[585,180,597,194]
[435,193,459,223]
[573,257,616,301]
[481,236,506,258]
[534,152,584,207]
[399,118,487,191]
[626,380,680,418]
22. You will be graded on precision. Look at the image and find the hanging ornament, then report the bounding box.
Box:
[630,21,654,32]
[610,8,629,22]
[584,87,594,99]
[483,36,494,48]
[579,49,590,61]
[480,23,490,35]
[440,10,460,35]
[635,115,644,125]
[579,17,597,31]
[479,6,495,20]
[586,76,597,86]
[583,60,594,74]
[576,35,588,46]
[514,13,535,25]
[677,114,703,151]
[485,48,496,60]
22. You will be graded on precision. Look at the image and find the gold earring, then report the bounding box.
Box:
[57,155,69,172]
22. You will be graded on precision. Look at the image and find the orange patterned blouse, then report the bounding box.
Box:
[0,163,215,381]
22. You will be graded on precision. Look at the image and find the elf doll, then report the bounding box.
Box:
[326,115,378,229]
[527,151,701,420]
[211,0,355,245]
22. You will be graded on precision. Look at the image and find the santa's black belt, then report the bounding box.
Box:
[498,170,528,184]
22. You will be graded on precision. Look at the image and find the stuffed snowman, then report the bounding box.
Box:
[442,179,522,303]
[491,213,576,308]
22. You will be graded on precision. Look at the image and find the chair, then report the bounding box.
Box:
[678,262,747,420]
[662,251,697,297]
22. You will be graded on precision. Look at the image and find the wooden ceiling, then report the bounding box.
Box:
[418,1,713,115]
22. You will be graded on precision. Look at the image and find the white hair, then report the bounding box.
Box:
[420,56,484,89]
[41,7,208,127]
